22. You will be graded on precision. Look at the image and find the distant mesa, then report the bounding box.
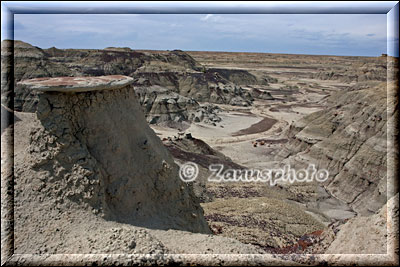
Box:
[104,46,133,52]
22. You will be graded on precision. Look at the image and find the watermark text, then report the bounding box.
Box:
[179,162,329,186]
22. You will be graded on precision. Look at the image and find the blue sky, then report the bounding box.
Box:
[12,13,388,56]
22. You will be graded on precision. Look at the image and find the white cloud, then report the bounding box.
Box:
[200,14,213,21]
[200,14,222,22]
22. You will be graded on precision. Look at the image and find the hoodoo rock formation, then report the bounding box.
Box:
[18,75,211,233]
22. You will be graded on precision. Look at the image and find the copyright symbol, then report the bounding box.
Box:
[179,162,199,182]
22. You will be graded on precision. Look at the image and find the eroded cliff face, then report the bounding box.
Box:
[19,75,211,233]
[3,40,254,114]
[310,61,387,83]
[135,86,222,125]
[132,71,253,106]
[276,81,395,215]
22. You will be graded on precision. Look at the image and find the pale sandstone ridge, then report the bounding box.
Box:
[17,75,210,233]
[18,75,134,92]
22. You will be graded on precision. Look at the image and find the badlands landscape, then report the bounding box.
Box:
[1,40,399,265]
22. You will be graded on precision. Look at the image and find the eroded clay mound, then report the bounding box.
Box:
[135,86,222,125]
[132,71,253,106]
[20,75,211,234]
[277,82,393,215]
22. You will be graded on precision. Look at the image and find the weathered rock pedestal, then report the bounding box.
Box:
[18,75,211,234]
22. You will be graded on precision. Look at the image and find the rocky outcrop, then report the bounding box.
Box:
[5,40,254,114]
[135,86,221,124]
[104,47,134,52]
[250,87,274,100]
[18,75,211,233]
[276,81,394,215]
[189,104,222,124]
[128,86,198,124]
[133,71,253,106]
[310,61,387,83]
[208,68,262,85]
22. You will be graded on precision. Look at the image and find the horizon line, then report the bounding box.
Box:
[3,39,390,58]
